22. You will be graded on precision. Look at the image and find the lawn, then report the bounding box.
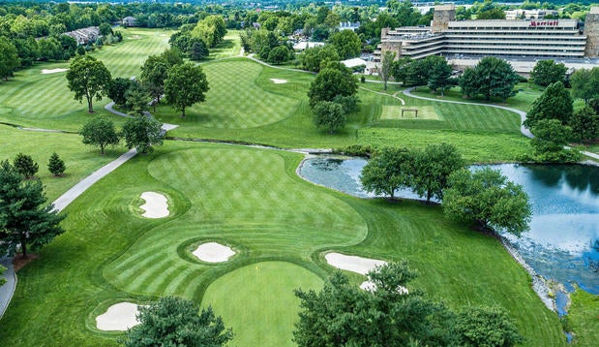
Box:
[0,125,125,201]
[0,141,567,347]
[0,28,172,132]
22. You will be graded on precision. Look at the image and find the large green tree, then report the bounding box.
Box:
[530,59,567,87]
[80,116,120,155]
[107,77,135,107]
[0,36,20,81]
[66,55,112,113]
[570,67,599,102]
[360,147,413,199]
[164,62,209,118]
[530,119,572,154]
[140,55,169,109]
[120,297,232,347]
[312,101,346,134]
[473,56,520,101]
[307,65,358,108]
[427,55,452,96]
[122,115,163,154]
[0,160,65,258]
[443,167,532,236]
[13,153,39,179]
[524,81,573,128]
[379,50,396,91]
[569,105,599,143]
[411,143,464,204]
[299,45,340,73]
[328,29,361,60]
[294,262,456,347]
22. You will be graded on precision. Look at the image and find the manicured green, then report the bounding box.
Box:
[208,30,242,60]
[202,262,322,347]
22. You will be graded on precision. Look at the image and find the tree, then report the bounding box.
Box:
[267,45,291,64]
[329,30,362,60]
[47,152,66,176]
[140,55,169,109]
[107,77,135,107]
[0,36,20,81]
[99,22,112,36]
[125,84,151,116]
[474,57,520,101]
[443,167,532,236]
[13,153,39,179]
[459,67,479,98]
[307,66,358,108]
[122,115,163,154]
[569,105,599,143]
[120,297,233,347]
[404,58,431,88]
[530,60,567,87]
[312,101,346,134]
[455,306,523,347]
[380,51,396,91]
[531,119,572,154]
[391,56,412,85]
[360,147,413,199]
[0,161,65,259]
[66,55,112,113]
[164,62,209,118]
[411,143,464,204]
[570,67,599,102]
[80,116,120,155]
[294,262,456,347]
[0,265,6,287]
[524,81,573,128]
[300,45,340,73]
[427,56,452,96]
[189,38,209,61]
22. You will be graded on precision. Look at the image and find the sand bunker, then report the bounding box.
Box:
[193,242,236,263]
[270,78,288,84]
[96,302,141,331]
[325,252,387,275]
[360,280,408,294]
[140,192,169,218]
[41,68,68,74]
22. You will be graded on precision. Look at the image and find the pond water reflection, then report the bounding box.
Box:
[299,158,599,295]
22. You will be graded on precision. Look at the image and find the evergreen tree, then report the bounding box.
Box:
[47,152,66,176]
[569,105,599,143]
[524,81,573,128]
[13,153,39,179]
[427,56,452,96]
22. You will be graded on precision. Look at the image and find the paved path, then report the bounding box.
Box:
[0,104,178,320]
[402,87,599,160]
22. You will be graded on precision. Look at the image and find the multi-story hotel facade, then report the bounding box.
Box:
[376,5,599,63]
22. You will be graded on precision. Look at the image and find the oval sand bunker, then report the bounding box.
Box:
[270,78,287,84]
[96,302,141,331]
[325,252,387,275]
[193,242,236,263]
[140,192,169,218]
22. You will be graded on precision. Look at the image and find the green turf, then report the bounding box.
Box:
[568,288,599,345]
[0,125,125,201]
[0,28,172,132]
[208,30,242,60]
[202,262,323,347]
[381,105,441,120]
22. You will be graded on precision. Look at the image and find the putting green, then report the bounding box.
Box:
[381,106,441,120]
[202,261,323,347]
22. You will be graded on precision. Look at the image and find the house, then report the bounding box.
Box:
[293,41,325,51]
[63,26,100,45]
[122,16,137,27]
[337,21,361,32]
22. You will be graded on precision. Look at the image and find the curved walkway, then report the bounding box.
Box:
[0,104,178,320]
[403,87,533,138]
[403,87,599,161]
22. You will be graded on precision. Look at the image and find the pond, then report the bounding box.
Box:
[299,158,599,297]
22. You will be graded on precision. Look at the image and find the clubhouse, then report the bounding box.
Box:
[375,5,599,62]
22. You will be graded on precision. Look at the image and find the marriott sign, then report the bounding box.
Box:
[530,20,559,27]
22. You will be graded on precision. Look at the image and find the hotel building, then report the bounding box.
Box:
[376,5,599,62]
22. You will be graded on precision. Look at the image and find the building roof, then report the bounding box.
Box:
[293,41,325,50]
[341,58,368,68]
